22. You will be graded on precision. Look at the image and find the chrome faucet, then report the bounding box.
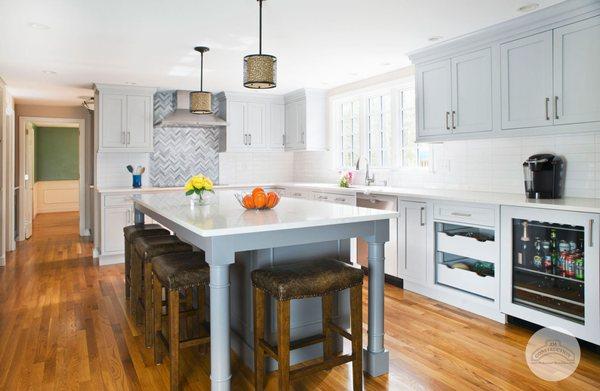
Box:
[355,156,375,186]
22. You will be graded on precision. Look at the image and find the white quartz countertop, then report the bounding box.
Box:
[133,190,399,237]
[98,182,600,214]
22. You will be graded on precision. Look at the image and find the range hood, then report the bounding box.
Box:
[158,91,227,127]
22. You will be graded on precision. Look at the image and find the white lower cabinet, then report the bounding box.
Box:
[311,191,356,206]
[500,206,600,345]
[102,205,133,254]
[398,201,428,284]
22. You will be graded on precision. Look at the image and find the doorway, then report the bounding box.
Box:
[17,117,86,240]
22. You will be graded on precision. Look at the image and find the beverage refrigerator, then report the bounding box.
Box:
[501,206,600,344]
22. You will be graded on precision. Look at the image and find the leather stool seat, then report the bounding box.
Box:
[251,259,364,301]
[134,235,193,261]
[152,252,210,290]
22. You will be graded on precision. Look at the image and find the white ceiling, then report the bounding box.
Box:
[0,0,563,106]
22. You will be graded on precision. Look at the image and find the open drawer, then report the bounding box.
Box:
[436,261,496,300]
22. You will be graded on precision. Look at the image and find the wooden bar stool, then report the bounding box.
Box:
[152,252,210,391]
[251,259,364,391]
[123,224,169,314]
[132,235,193,347]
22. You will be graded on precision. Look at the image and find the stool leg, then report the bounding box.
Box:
[168,289,180,391]
[350,285,363,391]
[253,287,266,391]
[277,300,291,391]
[153,277,163,365]
[322,294,334,361]
[144,262,154,348]
[125,241,131,299]
[130,253,139,318]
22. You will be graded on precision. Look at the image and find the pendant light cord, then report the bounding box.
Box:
[259,0,263,54]
[200,51,204,91]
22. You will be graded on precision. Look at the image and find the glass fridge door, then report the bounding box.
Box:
[511,219,585,324]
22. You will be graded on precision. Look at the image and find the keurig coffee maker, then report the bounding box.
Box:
[523,154,564,199]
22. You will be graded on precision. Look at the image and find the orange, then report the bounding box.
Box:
[252,187,265,197]
[266,192,279,208]
[243,194,255,209]
[253,192,267,209]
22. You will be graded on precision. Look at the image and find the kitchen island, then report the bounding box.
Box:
[132,190,397,391]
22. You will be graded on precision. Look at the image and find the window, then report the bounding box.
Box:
[339,100,360,168]
[333,76,431,170]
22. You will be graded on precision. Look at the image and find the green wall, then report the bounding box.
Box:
[34,126,79,181]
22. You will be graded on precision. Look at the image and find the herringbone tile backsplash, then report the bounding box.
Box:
[150,91,221,187]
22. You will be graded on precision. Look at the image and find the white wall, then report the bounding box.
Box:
[34,180,79,215]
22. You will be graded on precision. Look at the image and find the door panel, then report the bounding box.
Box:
[554,16,600,125]
[245,102,267,148]
[103,206,132,253]
[126,95,151,148]
[284,102,299,149]
[101,94,126,148]
[24,125,35,238]
[500,31,553,129]
[227,101,246,150]
[452,48,493,133]
[269,104,285,149]
[417,59,451,137]
[398,201,428,283]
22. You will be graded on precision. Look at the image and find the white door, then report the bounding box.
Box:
[245,102,267,149]
[126,95,152,149]
[284,101,299,149]
[451,48,493,133]
[416,59,451,138]
[269,103,285,149]
[398,201,428,283]
[103,206,133,253]
[296,100,306,149]
[500,31,553,129]
[500,206,600,345]
[100,93,126,148]
[227,101,246,150]
[553,16,600,125]
[23,125,35,239]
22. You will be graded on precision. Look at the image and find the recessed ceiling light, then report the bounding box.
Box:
[428,36,443,42]
[29,22,50,30]
[42,70,57,75]
[518,3,539,12]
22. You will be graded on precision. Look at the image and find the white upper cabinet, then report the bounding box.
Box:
[269,103,285,149]
[284,89,326,151]
[553,15,600,125]
[95,84,156,152]
[500,31,554,129]
[216,92,283,152]
[452,48,493,133]
[416,59,451,137]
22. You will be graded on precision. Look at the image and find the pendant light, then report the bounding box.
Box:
[190,46,213,114]
[244,0,277,89]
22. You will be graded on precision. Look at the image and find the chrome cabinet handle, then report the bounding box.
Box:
[243,134,248,145]
[450,212,471,217]
[249,134,252,145]
[334,197,345,202]
[293,192,302,197]
[554,96,559,120]
[126,131,130,145]
[420,207,426,226]
[451,111,456,130]
[445,112,450,130]
[282,134,286,146]
[589,219,594,247]
[545,98,550,120]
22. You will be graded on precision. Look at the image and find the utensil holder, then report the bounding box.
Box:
[132,174,142,188]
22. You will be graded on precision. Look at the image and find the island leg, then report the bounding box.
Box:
[364,239,389,377]
[134,208,145,224]
[209,264,232,391]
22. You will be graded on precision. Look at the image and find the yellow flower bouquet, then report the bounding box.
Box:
[185,175,214,204]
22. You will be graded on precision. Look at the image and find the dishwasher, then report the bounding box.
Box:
[356,193,399,277]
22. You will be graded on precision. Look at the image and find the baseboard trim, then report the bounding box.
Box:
[98,253,124,266]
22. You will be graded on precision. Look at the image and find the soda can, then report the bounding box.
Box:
[559,240,570,253]
[569,240,577,252]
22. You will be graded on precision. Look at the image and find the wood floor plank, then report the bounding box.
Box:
[0,212,599,390]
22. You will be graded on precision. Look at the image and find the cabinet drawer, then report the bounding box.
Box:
[437,231,496,263]
[313,192,355,205]
[436,263,496,299]
[104,194,134,207]
[433,203,495,226]
[285,189,311,199]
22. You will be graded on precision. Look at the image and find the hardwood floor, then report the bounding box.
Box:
[1,212,599,390]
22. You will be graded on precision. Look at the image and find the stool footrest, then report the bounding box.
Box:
[290,354,353,381]
[327,322,353,341]
[259,333,325,360]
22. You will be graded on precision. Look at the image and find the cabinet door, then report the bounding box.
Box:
[103,206,132,253]
[296,100,307,148]
[554,16,600,125]
[284,102,299,149]
[500,31,553,129]
[100,94,126,148]
[126,95,152,149]
[416,59,451,137]
[451,48,493,133]
[227,101,246,150]
[245,102,267,149]
[398,201,428,283]
[270,104,285,149]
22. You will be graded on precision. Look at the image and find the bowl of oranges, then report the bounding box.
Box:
[235,187,281,210]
